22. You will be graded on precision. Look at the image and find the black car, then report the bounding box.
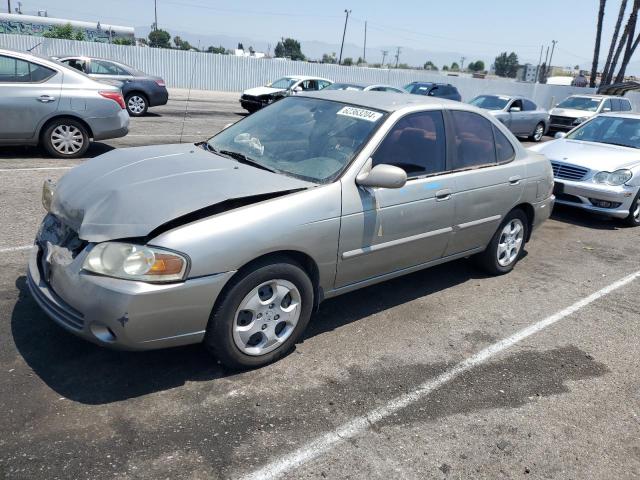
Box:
[403,82,462,101]
[57,56,169,116]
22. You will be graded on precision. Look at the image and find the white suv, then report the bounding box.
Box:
[549,95,632,134]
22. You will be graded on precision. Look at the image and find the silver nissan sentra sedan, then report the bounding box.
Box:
[28,91,554,369]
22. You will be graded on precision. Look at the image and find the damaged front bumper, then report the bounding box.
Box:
[27,232,236,350]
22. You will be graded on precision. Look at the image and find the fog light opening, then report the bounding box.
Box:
[90,323,117,343]
[589,198,622,209]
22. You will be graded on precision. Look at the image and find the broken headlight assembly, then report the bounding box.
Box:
[82,242,189,283]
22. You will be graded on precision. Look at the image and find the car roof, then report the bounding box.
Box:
[567,94,624,99]
[476,94,531,101]
[599,112,640,119]
[406,81,453,86]
[298,90,468,112]
[284,74,332,82]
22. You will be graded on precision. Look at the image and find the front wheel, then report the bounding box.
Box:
[623,191,640,227]
[126,93,148,116]
[529,122,545,142]
[474,209,528,275]
[204,259,314,369]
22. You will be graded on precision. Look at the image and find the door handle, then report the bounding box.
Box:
[435,189,452,201]
[509,175,522,185]
[37,95,56,103]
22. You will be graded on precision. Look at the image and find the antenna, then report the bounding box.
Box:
[179,53,199,144]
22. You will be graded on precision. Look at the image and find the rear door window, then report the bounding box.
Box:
[523,99,537,111]
[89,60,129,75]
[0,55,55,83]
[372,111,447,177]
[449,110,497,169]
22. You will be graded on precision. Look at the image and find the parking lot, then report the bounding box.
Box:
[1,90,639,480]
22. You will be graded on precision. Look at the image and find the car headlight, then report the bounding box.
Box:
[82,242,188,282]
[573,116,589,125]
[42,179,56,212]
[593,169,633,186]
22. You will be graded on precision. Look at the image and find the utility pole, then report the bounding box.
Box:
[154,0,158,31]
[394,46,401,68]
[535,45,543,83]
[460,56,466,71]
[381,50,388,66]
[548,40,558,76]
[363,21,367,63]
[338,9,351,65]
[7,0,11,14]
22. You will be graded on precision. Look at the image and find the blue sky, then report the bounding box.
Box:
[19,0,635,69]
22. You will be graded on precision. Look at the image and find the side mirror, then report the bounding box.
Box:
[554,132,567,139]
[602,107,612,112]
[356,162,407,189]
[293,86,303,93]
[509,106,521,112]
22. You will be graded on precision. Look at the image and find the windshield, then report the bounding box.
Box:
[567,115,640,149]
[206,97,385,183]
[557,96,602,112]
[469,95,510,110]
[325,83,364,91]
[268,77,297,89]
[403,83,433,94]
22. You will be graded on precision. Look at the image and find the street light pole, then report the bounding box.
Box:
[154,0,158,30]
[338,9,351,65]
[548,40,558,76]
[7,0,11,14]
[363,20,367,63]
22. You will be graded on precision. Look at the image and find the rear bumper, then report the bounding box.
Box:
[27,244,236,350]
[531,195,555,232]
[148,88,169,107]
[89,109,129,141]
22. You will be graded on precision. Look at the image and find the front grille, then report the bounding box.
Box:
[550,115,576,127]
[551,161,589,181]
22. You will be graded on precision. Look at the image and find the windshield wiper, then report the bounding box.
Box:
[217,149,278,173]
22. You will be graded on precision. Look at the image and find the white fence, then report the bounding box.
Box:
[1,33,596,108]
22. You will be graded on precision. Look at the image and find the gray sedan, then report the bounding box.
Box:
[530,113,640,226]
[0,49,129,158]
[470,94,549,142]
[28,91,554,368]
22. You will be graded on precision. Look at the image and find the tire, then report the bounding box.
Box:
[623,191,640,227]
[41,118,90,159]
[204,258,314,369]
[125,93,148,116]
[474,209,529,275]
[529,122,545,142]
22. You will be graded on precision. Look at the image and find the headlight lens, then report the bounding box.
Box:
[593,169,633,186]
[83,242,188,282]
[573,116,589,125]
[42,179,56,212]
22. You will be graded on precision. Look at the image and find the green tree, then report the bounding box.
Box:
[450,62,460,71]
[43,23,76,40]
[274,38,305,60]
[207,45,227,54]
[468,60,485,72]
[173,35,193,50]
[113,37,134,46]
[342,57,353,66]
[148,29,171,48]
[356,56,365,65]
[442,65,449,71]
[238,42,244,50]
[423,60,437,70]
[321,52,337,64]
[494,51,519,77]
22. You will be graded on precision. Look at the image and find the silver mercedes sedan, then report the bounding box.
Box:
[530,113,640,226]
[28,91,554,369]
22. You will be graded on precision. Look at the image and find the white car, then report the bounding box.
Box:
[530,112,640,226]
[549,94,632,134]
[239,75,332,113]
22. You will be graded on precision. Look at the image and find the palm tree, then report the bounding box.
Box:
[601,0,628,86]
[591,0,608,87]
[615,0,640,82]
[604,0,640,84]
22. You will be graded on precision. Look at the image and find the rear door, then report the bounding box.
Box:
[0,54,60,140]
[443,110,524,255]
[507,98,527,134]
[336,110,455,287]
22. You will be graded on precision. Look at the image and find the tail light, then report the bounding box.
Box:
[99,91,126,109]
[155,79,166,87]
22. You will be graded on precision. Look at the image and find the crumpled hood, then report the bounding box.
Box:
[549,108,595,119]
[243,86,285,96]
[51,143,313,242]
[531,139,640,171]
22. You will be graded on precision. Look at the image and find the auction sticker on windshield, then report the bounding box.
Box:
[337,106,383,122]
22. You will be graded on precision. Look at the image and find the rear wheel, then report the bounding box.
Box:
[41,119,90,159]
[529,122,545,142]
[126,93,148,116]
[474,209,528,275]
[623,191,640,227]
[204,259,314,369]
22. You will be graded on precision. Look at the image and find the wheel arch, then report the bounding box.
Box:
[39,114,94,142]
[512,203,535,242]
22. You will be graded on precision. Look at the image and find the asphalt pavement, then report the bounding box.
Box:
[1,90,639,480]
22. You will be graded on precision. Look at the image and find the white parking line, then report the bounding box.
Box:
[240,270,640,480]
[0,167,73,173]
[0,245,33,253]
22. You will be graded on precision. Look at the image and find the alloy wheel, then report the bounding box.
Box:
[232,279,301,356]
[533,124,544,141]
[50,125,84,155]
[127,95,146,114]
[497,219,524,267]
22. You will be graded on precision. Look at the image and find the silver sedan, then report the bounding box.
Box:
[0,48,129,158]
[470,94,550,142]
[530,113,640,226]
[28,91,554,369]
